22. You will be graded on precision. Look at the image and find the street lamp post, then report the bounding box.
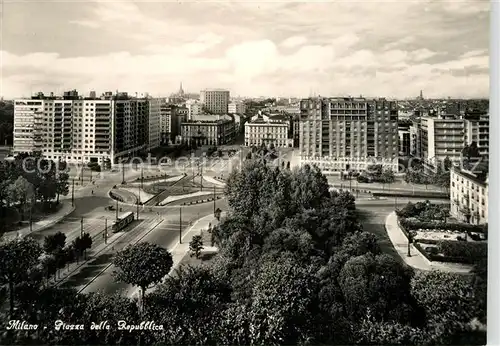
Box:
[80,217,84,237]
[71,179,75,207]
[141,167,144,190]
[116,200,119,220]
[179,207,182,244]
[29,198,33,233]
[121,161,126,185]
[213,185,216,214]
[200,163,203,192]
[407,232,412,257]
[104,218,108,244]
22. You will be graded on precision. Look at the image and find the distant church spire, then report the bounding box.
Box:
[419,90,424,100]
[179,82,184,96]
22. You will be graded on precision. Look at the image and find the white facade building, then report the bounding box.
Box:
[228,101,246,115]
[245,116,289,147]
[13,92,153,166]
[450,166,488,225]
[186,100,202,119]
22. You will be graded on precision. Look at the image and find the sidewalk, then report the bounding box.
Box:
[57,218,163,291]
[385,212,472,273]
[52,230,123,287]
[1,202,75,242]
[127,212,223,299]
[202,175,226,187]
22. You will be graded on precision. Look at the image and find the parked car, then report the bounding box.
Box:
[357,175,372,183]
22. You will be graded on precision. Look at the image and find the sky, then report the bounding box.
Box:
[0,0,490,99]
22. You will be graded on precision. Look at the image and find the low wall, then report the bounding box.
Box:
[373,191,449,199]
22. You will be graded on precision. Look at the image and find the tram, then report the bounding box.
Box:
[113,211,134,232]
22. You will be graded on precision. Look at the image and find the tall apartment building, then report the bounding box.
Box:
[159,104,188,145]
[450,165,488,225]
[148,98,162,150]
[228,101,246,115]
[420,115,467,166]
[181,114,235,146]
[398,130,410,156]
[200,89,230,114]
[464,112,489,157]
[299,97,398,172]
[186,100,202,119]
[13,91,153,166]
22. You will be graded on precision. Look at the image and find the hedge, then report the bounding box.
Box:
[399,216,487,265]
[399,218,487,234]
[438,240,487,259]
[413,241,482,265]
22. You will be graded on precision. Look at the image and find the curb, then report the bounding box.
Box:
[181,196,223,206]
[76,218,164,293]
[127,212,223,299]
[1,203,76,242]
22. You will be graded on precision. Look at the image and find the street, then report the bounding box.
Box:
[26,156,450,298]
[356,197,449,262]
[76,200,223,295]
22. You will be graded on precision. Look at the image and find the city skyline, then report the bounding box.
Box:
[1,0,489,99]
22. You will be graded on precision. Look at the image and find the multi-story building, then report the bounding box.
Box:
[420,115,466,166]
[398,130,410,157]
[244,114,289,147]
[148,98,162,151]
[159,102,171,145]
[13,91,154,166]
[299,97,398,172]
[200,89,230,114]
[159,104,188,145]
[181,114,235,146]
[450,165,488,225]
[464,112,489,157]
[228,101,246,115]
[186,100,202,120]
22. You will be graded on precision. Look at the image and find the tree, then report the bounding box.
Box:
[411,271,478,326]
[80,232,92,260]
[113,242,173,311]
[82,292,140,345]
[7,176,34,221]
[443,156,452,171]
[339,253,416,324]
[43,231,66,254]
[189,234,204,259]
[72,237,84,264]
[248,256,320,345]
[56,172,69,204]
[0,237,42,317]
[146,265,232,344]
[380,168,395,184]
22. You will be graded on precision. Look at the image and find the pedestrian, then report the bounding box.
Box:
[91,190,94,195]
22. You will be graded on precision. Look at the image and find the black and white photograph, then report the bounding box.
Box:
[0,0,495,345]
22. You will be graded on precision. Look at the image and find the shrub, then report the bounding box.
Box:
[438,241,487,261]
[399,218,487,234]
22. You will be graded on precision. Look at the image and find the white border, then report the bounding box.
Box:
[488,1,499,344]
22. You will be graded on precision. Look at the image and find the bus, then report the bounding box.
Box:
[113,212,135,232]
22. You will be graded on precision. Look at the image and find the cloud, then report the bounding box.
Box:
[69,20,100,28]
[281,36,308,48]
[0,1,489,99]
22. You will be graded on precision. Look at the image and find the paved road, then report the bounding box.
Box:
[356,197,449,261]
[66,200,225,294]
